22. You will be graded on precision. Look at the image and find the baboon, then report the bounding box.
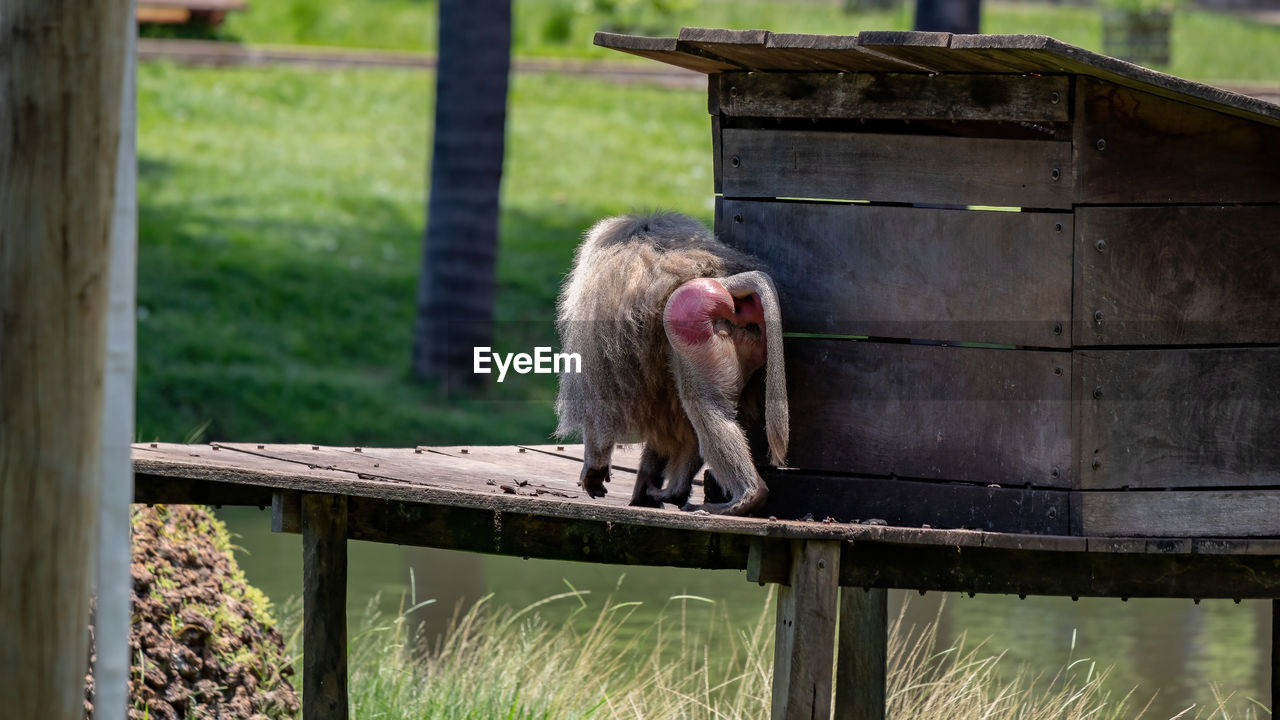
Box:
[554,212,788,516]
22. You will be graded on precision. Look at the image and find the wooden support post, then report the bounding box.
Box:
[302,494,349,720]
[0,1,129,718]
[1272,599,1279,714]
[772,540,842,720]
[835,588,888,720]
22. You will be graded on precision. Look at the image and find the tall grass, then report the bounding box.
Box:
[283,591,1269,719]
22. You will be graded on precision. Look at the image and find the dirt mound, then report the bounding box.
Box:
[86,505,299,720]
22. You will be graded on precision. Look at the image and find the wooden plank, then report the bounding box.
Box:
[772,540,841,720]
[766,33,930,73]
[341,495,756,570]
[721,200,1072,347]
[721,128,1072,208]
[1273,600,1279,713]
[1075,77,1280,204]
[592,32,738,74]
[950,34,1280,129]
[784,340,1073,487]
[841,539,1280,598]
[836,587,887,720]
[134,473,274,507]
[302,494,349,720]
[718,72,1070,123]
[760,471,1070,534]
[1077,349,1280,489]
[857,31,1030,73]
[1079,490,1280,537]
[1075,206,1280,346]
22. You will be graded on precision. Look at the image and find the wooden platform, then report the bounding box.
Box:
[134,442,1280,599]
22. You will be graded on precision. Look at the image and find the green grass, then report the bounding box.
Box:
[136,62,710,444]
[284,591,1267,719]
[211,0,1280,82]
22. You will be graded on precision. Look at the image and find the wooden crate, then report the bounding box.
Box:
[598,29,1280,538]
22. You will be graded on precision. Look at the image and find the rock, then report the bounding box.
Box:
[84,505,300,720]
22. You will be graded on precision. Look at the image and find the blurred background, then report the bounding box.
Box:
[131,1,1280,716]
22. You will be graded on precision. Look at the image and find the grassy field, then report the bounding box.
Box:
[208,0,1280,82]
[136,62,711,444]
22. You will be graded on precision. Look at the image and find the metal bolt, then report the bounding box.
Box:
[1093,310,1104,324]
[1096,239,1107,253]
[414,447,423,454]
[1096,138,1107,151]
[733,214,743,224]
[1051,167,1061,181]
[1053,322,1063,336]
[730,155,741,168]
[1048,507,1058,519]
[150,442,158,448]
[460,448,469,454]
[1093,386,1104,400]
[258,444,265,449]
[518,447,526,453]
[729,85,739,98]
[354,447,362,452]
[1092,457,1103,470]
[1053,366,1063,376]
[817,560,826,570]
[313,445,320,450]
[1050,90,1061,104]
[1054,222,1063,232]
[557,445,565,451]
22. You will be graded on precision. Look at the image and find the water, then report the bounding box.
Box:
[218,506,1273,718]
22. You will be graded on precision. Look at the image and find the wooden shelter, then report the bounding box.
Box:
[132,29,1280,720]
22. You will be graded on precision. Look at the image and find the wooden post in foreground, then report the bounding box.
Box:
[772,540,842,720]
[0,1,129,717]
[836,588,888,720]
[302,494,350,720]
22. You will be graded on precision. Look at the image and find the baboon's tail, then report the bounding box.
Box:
[720,271,789,466]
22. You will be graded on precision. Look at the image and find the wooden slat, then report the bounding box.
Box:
[760,471,1070,534]
[721,200,1072,347]
[951,34,1280,129]
[1075,206,1280,345]
[784,340,1072,487]
[836,587,887,720]
[302,493,349,720]
[1079,490,1280,537]
[857,31,1029,73]
[135,473,274,506]
[717,72,1070,123]
[592,32,738,74]
[772,540,841,720]
[721,128,1072,208]
[841,539,1280,597]
[1075,77,1280,204]
[766,33,930,73]
[1077,348,1280,489]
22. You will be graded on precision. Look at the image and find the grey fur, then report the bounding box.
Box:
[554,212,788,516]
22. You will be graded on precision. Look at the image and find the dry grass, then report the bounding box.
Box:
[290,590,1269,719]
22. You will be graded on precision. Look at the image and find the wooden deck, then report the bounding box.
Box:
[134,442,1280,599]
[133,443,1280,718]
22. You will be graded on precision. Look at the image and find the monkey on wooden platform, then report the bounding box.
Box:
[555,212,788,516]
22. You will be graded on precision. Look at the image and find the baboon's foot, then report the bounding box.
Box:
[580,465,610,498]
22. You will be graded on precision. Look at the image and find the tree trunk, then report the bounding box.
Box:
[914,0,982,33]
[0,1,129,717]
[412,0,512,390]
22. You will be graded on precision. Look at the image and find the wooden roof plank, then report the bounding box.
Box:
[596,28,1280,128]
[593,31,738,74]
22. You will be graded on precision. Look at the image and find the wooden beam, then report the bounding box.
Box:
[772,540,842,720]
[836,588,887,720]
[303,494,349,720]
[0,1,130,718]
[1273,599,1279,714]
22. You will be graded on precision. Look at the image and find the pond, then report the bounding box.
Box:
[217,506,1272,718]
